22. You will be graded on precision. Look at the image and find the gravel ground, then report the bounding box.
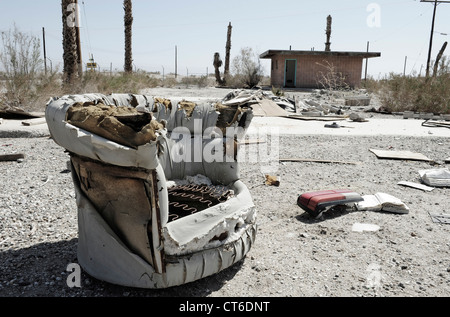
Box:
[0,133,449,298]
[0,87,449,299]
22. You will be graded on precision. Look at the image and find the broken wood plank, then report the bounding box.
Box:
[369,149,432,162]
[284,114,347,121]
[397,181,434,192]
[21,118,47,126]
[238,139,266,145]
[0,153,25,161]
[280,158,360,165]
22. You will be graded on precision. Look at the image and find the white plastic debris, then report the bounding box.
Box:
[352,223,380,232]
[419,168,450,187]
[356,193,409,214]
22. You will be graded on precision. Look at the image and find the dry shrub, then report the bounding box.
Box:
[315,60,350,91]
[375,69,450,114]
[231,47,264,88]
[73,71,159,95]
[181,75,209,88]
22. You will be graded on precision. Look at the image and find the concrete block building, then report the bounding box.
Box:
[259,50,381,89]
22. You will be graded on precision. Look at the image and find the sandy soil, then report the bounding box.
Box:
[0,87,449,299]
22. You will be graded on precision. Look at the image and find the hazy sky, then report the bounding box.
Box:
[1,0,449,78]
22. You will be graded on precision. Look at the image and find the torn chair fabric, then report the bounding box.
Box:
[45,93,257,289]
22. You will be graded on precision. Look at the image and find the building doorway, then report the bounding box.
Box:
[285,59,297,88]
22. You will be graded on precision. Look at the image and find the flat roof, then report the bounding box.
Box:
[260,50,381,59]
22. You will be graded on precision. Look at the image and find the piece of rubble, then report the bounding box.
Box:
[265,175,280,187]
[352,223,380,232]
[0,153,25,162]
[344,96,371,107]
[419,168,450,187]
[349,112,368,122]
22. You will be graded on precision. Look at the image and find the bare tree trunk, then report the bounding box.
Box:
[433,41,447,78]
[124,0,133,73]
[61,0,79,84]
[213,52,224,86]
[325,15,332,52]
[224,22,232,78]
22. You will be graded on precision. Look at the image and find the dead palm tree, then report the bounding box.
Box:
[124,0,133,73]
[61,0,79,83]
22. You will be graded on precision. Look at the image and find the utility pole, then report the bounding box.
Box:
[175,45,178,79]
[74,0,82,78]
[364,41,369,82]
[421,0,450,78]
[403,56,408,76]
[426,0,438,78]
[42,27,47,75]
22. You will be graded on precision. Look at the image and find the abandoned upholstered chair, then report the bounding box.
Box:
[45,93,257,289]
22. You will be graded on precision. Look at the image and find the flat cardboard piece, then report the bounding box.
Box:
[397,181,434,192]
[370,149,432,162]
[251,99,289,117]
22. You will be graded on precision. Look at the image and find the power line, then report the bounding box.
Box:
[81,1,93,60]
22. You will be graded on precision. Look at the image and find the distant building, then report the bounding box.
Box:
[259,49,381,89]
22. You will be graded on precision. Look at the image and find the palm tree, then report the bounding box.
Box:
[124,0,133,73]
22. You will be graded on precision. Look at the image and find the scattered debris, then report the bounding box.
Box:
[0,153,25,162]
[344,96,371,107]
[323,122,355,129]
[429,212,450,224]
[397,181,434,192]
[352,223,380,232]
[356,192,409,214]
[238,139,266,146]
[419,168,450,187]
[22,118,47,126]
[297,189,363,218]
[404,111,450,121]
[422,119,450,129]
[285,114,347,121]
[265,175,280,187]
[251,99,289,117]
[280,158,360,165]
[369,149,432,162]
[349,112,368,122]
[324,122,341,129]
